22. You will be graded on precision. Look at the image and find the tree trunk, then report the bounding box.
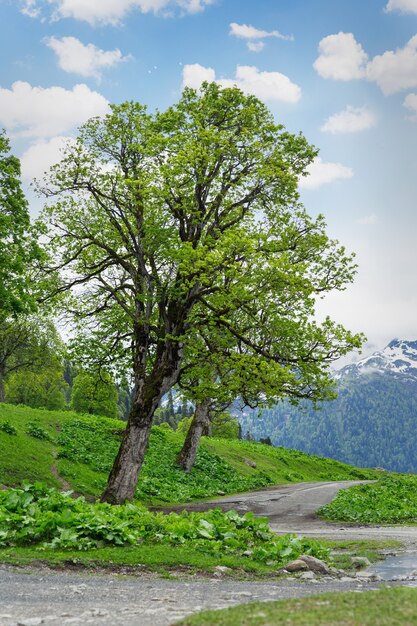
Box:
[101,338,185,503]
[176,400,211,473]
[0,366,5,403]
[100,413,153,503]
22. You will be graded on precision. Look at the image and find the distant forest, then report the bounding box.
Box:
[237,375,417,474]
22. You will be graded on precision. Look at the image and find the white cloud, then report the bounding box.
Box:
[313,32,368,80]
[182,63,216,89]
[20,0,42,18]
[247,41,265,53]
[20,0,214,25]
[357,214,378,225]
[386,0,417,14]
[20,135,75,180]
[404,92,417,117]
[0,81,109,138]
[299,157,353,190]
[229,22,293,41]
[321,106,377,134]
[45,36,131,79]
[315,32,417,96]
[182,64,301,103]
[229,22,293,52]
[366,35,417,95]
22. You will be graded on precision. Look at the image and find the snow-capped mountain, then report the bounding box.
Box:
[337,339,417,382]
[238,338,417,473]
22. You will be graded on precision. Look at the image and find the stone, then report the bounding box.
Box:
[244,459,257,468]
[213,565,232,577]
[300,571,316,580]
[233,591,253,597]
[355,571,380,581]
[298,555,331,574]
[351,556,371,568]
[284,559,309,572]
[217,491,226,496]
[242,550,253,556]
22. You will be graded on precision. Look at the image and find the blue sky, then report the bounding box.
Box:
[1,0,417,356]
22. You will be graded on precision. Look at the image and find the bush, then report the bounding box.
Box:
[319,475,417,523]
[26,421,51,441]
[0,421,17,435]
[0,482,329,565]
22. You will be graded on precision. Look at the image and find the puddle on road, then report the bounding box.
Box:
[368,552,417,582]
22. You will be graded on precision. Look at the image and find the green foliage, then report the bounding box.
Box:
[6,366,67,411]
[71,371,118,419]
[58,420,271,501]
[0,130,41,315]
[25,420,52,441]
[239,375,417,473]
[177,411,239,440]
[320,475,417,524]
[0,420,17,435]
[1,316,66,408]
[211,412,239,439]
[0,482,328,567]
[177,416,193,435]
[0,405,62,487]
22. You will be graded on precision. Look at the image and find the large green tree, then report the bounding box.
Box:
[38,84,361,503]
[0,131,40,316]
[0,316,62,403]
[5,362,67,410]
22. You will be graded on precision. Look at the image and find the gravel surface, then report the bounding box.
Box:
[0,565,378,626]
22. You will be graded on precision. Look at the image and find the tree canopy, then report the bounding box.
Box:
[38,83,363,503]
[0,131,40,317]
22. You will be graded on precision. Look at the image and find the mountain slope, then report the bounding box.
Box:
[237,340,417,473]
[0,403,375,502]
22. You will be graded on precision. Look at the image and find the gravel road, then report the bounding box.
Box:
[0,565,377,626]
[2,480,417,626]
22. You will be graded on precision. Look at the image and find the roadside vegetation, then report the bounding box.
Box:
[0,482,329,574]
[178,588,417,626]
[0,482,397,576]
[319,475,417,524]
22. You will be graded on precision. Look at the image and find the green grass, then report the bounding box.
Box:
[0,544,283,575]
[319,475,417,524]
[0,538,398,575]
[321,539,402,571]
[0,403,377,504]
[178,588,417,625]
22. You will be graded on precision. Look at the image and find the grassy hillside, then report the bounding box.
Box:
[0,403,377,504]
